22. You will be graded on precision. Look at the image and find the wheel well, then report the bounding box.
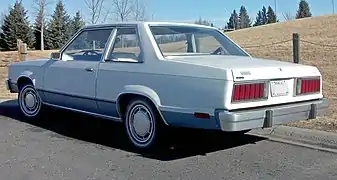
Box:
[118,93,160,119]
[17,77,33,90]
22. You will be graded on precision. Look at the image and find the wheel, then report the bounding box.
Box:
[18,84,43,119]
[124,97,165,151]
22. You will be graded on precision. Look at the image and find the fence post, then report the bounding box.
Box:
[19,43,28,61]
[17,39,22,61]
[293,33,300,64]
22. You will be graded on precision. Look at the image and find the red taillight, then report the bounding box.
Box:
[296,78,321,95]
[232,82,265,102]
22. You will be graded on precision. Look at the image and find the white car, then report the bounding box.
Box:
[5,22,328,150]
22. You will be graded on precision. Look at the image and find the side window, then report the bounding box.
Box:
[62,28,113,61]
[107,27,141,62]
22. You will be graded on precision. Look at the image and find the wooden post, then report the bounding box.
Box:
[293,33,300,64]
[17,39,22,61]
[20,43,28,61]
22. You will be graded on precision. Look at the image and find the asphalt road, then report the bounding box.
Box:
[0,100,337,180]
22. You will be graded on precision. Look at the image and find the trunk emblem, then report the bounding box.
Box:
[240,71,251,75]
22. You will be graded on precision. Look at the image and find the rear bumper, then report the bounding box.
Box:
[217,98,329,131]
[5,79,18,93]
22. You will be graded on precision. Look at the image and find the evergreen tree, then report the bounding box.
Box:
[261,6,268,25]
[296,0,312,19]
[267,6,277,23]
[238,5,251,29]
[0,1,35,51]
[46,0,71,49]
[0,12,5,50]
[69,11,85,36]
[253,10,263,26]
[227,10,239,30]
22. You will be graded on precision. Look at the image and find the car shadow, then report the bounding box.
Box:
[0,99,267,161]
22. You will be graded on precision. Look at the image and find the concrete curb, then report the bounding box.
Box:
[250,125,337,153]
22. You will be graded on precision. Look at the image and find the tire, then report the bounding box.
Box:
[18,84,44,119]
[124,97,165,151]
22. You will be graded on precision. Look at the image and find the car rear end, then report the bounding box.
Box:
[217,65,329,132]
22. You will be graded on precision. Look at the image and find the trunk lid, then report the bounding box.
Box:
[167,55,321,81]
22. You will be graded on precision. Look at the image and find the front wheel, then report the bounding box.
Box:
[124,97,165,151]
[18,84,44,119]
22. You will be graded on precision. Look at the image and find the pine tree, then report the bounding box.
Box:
[0,12,5,50]
[69,11,85,36]
[296,0,312,19]
[253,10,263,26]
[46,0,70,49]
[238,5,251,29]
[227,10,239,30]
[261,6,268,25]
[0,1,35,51]
[267,6,277,23]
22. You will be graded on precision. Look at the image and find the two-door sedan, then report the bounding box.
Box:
[6,22,328,150]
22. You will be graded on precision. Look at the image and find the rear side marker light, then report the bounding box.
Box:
[194,112,210,119]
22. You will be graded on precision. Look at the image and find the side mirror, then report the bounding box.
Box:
[50,52,60,59]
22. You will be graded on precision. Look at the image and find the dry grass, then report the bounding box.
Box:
[0,15,336,131]
[0,50,56,98]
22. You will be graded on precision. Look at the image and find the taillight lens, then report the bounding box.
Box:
[232,82,266,102]
[296,77,321,95]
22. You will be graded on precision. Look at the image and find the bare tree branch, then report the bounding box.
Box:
[111,0,147,22]
[131,0,146,21]
[283,12,295,21]
[32,0,51,50]
[85,0,106,24]
[111,0,132,22]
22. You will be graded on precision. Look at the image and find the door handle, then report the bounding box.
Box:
[85,67,94,72]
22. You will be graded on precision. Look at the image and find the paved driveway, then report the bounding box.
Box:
[0,100,336,180]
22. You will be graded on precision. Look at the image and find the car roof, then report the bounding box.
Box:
[82,21,218,30]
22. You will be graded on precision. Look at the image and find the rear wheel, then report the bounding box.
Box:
[18,84,44,119]
[124,97,165,151]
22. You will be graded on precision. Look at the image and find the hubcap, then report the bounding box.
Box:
[19,86,41,116]
[133,111,151,136]
[25,93,36,108]
[128,104,154,144]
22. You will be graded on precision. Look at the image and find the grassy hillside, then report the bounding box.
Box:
[0,14,336,131]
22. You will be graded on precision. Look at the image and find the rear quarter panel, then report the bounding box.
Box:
[96,60,230,116]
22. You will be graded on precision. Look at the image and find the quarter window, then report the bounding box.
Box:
[62,28,113,61]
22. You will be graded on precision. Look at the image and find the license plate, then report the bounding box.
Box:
[270,80,289,97]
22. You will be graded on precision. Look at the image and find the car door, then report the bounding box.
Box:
[42,27,115,113]
[96,26,144,118]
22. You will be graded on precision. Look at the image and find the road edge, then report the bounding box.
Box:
[250,125,337,153]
